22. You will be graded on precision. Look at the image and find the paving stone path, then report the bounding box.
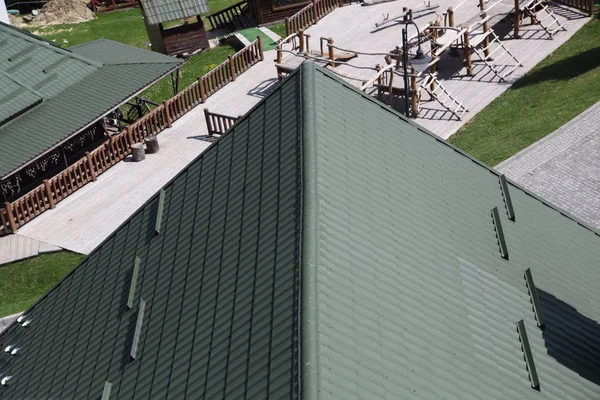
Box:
[497,102,600,231]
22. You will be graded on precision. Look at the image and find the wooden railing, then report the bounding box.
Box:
[204,109,240,135]
[206,0,248,30]
[0,38,264,238]
[554,0,593,16]
[285,0,343,36]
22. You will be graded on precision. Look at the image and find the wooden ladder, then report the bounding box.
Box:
[522,0,566,38]
[470,29,522,82]
[421,74,469,120]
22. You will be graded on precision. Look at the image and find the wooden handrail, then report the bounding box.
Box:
[285,0,342,35]
[204,109,240,136]
[206,0,248,30]
[0,39,265,237]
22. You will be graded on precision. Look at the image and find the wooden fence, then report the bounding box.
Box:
[554,0,593,16]
[204,109,240,135]
[207,0,248,30]
[91,0,139,12]
[0,38,264,238]
[285,0,343,36]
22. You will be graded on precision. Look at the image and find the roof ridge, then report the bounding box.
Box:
[299,62,320,400]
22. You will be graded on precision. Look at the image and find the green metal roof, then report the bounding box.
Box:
[140,0,210,25]
[0,24,183,178]
[0,72,303,399]
[2,63,600,399]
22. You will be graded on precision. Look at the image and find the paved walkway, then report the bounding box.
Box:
[497,102,600,231]
[0,313,22,335]
[0,234,61,266]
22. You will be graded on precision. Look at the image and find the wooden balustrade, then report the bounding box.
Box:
[0,38,265,237]
[554,0,593,15]
[204,109,240,136]
[285,0,343,36]
[206,0,248,30]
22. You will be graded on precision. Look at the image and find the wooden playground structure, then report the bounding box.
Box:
[273,0,579,120]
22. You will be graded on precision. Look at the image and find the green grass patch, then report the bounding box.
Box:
[142,44,237,102]
[238,27,277,51]
[448,12,600,166]
[0,252,85,317]
[269,22,287,38]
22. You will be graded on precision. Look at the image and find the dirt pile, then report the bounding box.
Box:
[35,0,95,25]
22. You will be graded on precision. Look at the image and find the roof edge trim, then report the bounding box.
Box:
[300,61,320,400]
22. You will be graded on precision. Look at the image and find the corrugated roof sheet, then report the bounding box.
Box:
[299,62,600,400]
[1,63,600,400]
[0,24,183,178]
[140,0,210,25]
[0,72,303,399]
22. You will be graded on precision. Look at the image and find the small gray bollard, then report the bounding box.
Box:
[145,135,159,154]
[131,143,146,162]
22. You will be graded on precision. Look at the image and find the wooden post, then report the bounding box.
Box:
[198,76,206,103]
[448,7,454,27]
[464,29,473,76]
[312,0,318,23]
[298,30,305,52]
[328,38,335,67]
[410,67,418,118]
[430,64,437,92]
[204,109,213,135]
[257,35,264,61]
[482,18,490,58]
[338,0,343,7]
[164,100,172,127]
[513,0,520,38]
[285,17,290,37]
[43,179,55,209]
[4,202,17,233]
[126,126,133,146]
[376,64,382,100]
[228,55,236,81]
[85,152,96,182]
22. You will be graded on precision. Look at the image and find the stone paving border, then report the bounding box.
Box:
[0,312,22,335]
[497,101,600,231]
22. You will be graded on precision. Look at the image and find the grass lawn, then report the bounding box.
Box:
[448,11,600,166]
[269,22,287,38]
[0,252,84,318]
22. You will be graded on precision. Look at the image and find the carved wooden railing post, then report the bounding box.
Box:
[198,76,207,103]
[285,17,290,36]
[164,100,172,127]
[4,202,17,233]
[126,126,133,146]
[312,0,318,23]
[43,179,55,209]
[464,28,473,76]
[85,151,97,182]
[228,55,236,81]
[257,35,264,61]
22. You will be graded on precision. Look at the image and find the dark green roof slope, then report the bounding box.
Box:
[298,63,600,400]
[2,63,600,400]
[140,0,209,25]
[0,25,183,178]
[0,72,302,399]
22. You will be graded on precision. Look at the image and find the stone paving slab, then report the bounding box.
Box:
[0,234,62,266]
[497,102,600,231]
[0,313,22,335]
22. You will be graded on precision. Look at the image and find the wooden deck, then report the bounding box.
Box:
[301,0,590,137]
[15,2,590,253]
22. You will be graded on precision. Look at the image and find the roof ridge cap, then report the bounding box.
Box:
[299,61,321,400]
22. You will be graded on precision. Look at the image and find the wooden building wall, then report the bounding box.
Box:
[162,20,209,56]
[252,0,309,24]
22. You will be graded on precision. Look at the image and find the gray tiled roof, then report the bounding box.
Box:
[140,0,210,25]
[0,24,183,178]
[1,63,600,399]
